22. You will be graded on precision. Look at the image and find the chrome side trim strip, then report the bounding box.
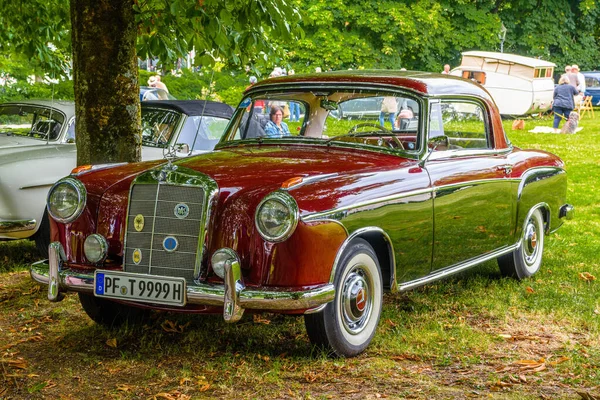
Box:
[399,244,518,292]
[0,219,36,233]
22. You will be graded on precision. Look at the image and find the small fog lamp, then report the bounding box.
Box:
[211,248,238,279]
[84,234,108,263]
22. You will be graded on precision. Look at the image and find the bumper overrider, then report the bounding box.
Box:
[31,242,335,323]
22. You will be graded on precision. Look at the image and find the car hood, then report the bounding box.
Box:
[0,134,54,150]
[0,142,76,167]
[82,145,412,204]
[178,145,407,193]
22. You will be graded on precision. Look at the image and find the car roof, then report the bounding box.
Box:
[141,100,234,119]
[249,70,493,101]
[0,100,75,116]
[582,71,600,77]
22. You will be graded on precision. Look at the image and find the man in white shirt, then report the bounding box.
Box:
[571,65,586,93]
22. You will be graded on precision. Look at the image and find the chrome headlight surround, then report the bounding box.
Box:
[255,190,299,243]
[47,177,87,224]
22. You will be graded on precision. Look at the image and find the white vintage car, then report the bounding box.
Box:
[0,99,233,255]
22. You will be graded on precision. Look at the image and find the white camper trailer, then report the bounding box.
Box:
[451,51,556,116]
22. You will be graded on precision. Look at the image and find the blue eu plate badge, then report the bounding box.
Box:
[96,272,105,295]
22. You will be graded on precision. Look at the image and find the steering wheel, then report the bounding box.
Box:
[388,135,405,150]
[347,123,390,135]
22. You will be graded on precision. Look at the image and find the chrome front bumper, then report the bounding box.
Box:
[30,242,335,322]
[0,219,36,234]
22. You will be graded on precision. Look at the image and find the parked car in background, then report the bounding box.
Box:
[32,71,573,357]
[0,99,233,256]
[582,71,600,106]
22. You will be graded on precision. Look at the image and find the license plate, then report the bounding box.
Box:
[94,270,186,306]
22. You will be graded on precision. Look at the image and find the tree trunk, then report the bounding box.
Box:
[71,0,141,166]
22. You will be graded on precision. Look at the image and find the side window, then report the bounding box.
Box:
[431,101,489,150]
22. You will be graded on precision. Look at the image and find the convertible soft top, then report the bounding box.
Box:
[142,100,234,119]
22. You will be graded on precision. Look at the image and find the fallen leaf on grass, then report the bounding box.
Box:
[106,338,117,348]
[579,272,596,282]
[151,390,191,400]
[549,356,570,366]
[253,314,271,325]
[576,391,599,400]
[179,377,192,386]
[526,287,535,294]
[390,354,421,362]
[1,333,44,351]
[117,384,134,392]
[161,320,190,334]
[0,387,7,396]
[0,358,28,369]
[304,371,319,382]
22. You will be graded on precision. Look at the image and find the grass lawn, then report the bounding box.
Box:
[1,112,599,399]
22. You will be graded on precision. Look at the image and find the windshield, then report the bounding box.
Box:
[224,89,422,152]
[140,108,181,148]
[0,105,67,141]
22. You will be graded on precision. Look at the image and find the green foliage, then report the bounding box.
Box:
[144,68,248,106]
[289,0,600,72]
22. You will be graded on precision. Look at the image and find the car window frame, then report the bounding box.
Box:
[425,96,506,160]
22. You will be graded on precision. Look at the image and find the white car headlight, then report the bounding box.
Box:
[255,191,299,242]
[47,177,87,223]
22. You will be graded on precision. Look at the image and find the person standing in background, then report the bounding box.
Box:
[441,64,450,74]
[571,65,586,94]
[552,74,579,133]
[379,97,397,129]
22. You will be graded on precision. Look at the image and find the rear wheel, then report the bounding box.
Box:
[304,238,383,357]
[78,293,149,327]
[498,208,545,279]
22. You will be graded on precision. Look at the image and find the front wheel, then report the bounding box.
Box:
[498,208,545,279]
[304,238,383,357]
[78,293,149,327]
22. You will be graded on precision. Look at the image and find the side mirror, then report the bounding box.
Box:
[174,143,190,156]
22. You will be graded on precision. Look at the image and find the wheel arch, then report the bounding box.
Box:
[329,227,397,292]
[516,167,566,236]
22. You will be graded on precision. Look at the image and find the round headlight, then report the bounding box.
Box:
[47,178,87,223]
[84,234,108,263]
[255,191,299,242]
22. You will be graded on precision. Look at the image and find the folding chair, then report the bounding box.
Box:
[577,96,595,119]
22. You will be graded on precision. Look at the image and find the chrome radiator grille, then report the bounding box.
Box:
[123,183,205,281]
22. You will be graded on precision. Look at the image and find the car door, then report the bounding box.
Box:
[424,99,513,271]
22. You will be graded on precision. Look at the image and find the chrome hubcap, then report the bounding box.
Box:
[341,268,372,334]
[523,220,538,265]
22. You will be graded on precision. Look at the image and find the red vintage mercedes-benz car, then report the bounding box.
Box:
[32,71,573,357]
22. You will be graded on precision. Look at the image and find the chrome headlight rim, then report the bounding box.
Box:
[46,177,87,224]
[84,234,109,264]
[255,190,299,243]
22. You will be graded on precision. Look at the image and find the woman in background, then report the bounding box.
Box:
[552,74,579,133]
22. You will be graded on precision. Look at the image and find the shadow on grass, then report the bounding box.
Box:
[0,239,39,273]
